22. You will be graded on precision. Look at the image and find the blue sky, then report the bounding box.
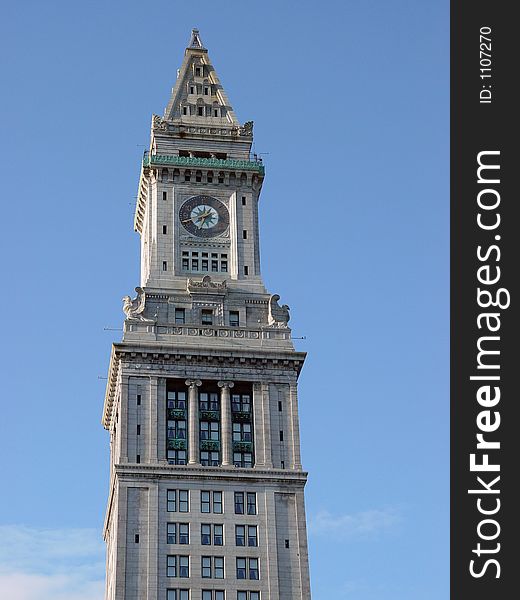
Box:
[0,1,448,598]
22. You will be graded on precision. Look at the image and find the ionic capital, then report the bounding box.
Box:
[218,381,235,389]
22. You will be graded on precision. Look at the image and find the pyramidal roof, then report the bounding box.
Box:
[163,29,239,126]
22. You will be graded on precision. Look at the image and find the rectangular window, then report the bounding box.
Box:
[190,85,195,94]
[136,454,140,463]
[249,558,259,580]
[201,491,211,513]
[221,260,228,272]
[179,556,189,578]
[202,592,212,600]
[163,225,167,234]
[163,191,167,201]
[179,490,189,512]
[244,265,249,275]
[201,524,211,545]
[167,592,189,600]
[192,259,199,270]
[211,260,219,272]
[278,400,282,411]
[136,424,140,435]
[198,107,204,116]
[214,556,224,579]
[248,526,258,547]
[247,493,257,515]
[202,259,208,271]
[242,196,246,205]
[179,523,189,544]
[238,593,247,600]
[137,394,141,405]
[204,87,209,95]
[234,492,244,514]
[134,534,139,543]
[215,593,225,600]
[202,556,212,578]
[201,450,220,466]
[182,258,189,270]
[182,106,188,115]
[236,558,246,579]
[167,555,177,577]
[235,525,245,546]
[163,261,168,271]
[243,230,247,239]
[250,593,260,600]
[201,310,213,325]
[167,523,176,544]
[167,490,176,512]
[279,430,284,441]
[213,491,223,513]
[195,67,201,76]
[175,308,185,324]
[229,311,239,327]
[214,524,223,545]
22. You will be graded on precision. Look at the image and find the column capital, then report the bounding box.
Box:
[185,379,202,388]
[218,380,235,389]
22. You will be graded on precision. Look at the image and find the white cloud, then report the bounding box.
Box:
[0,525,104,600]
[308,508,400,539]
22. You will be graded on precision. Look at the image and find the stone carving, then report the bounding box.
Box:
[122,287,154,321]
[152,114,168,131]
[268,294,290,328]
[239,121,254,136]
[187,275,227,292]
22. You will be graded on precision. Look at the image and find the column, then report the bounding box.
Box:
[289,381,302,470]
[186,379,202,465]
[149,377,158,462]
[218,380,234,466]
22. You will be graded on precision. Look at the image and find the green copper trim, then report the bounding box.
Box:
[167,408,186,419]
[167,439,187,450]
[200,410,220,421]
[200,440,220,451]
[143,154,265,175]
[233,441,253,452]
[232,411,252,422]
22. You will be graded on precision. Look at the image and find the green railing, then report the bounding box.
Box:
[143,154,265,175]
[200,410,220,421]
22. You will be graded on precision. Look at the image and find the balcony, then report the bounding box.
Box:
[143,153,265,175]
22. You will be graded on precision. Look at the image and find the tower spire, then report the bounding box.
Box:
[188,27,205,50]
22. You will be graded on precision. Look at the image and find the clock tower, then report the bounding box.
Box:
[102,29,311,600]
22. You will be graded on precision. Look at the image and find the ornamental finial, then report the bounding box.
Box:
[188,28,205,49]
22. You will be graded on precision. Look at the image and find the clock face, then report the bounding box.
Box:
[179,195,229,238]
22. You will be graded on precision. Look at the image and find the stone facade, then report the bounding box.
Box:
[102,29,311,600]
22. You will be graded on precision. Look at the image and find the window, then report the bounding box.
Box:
[137,394,141,405]
[233,422,252,442]
[202,556,212,578]
[247,493,257,515]
[249,558,259,580]
[200,450,219,466]
[195,67,201,76]
[221,260,228,272]
[179,556,189,577]
[278,400,282,412]
[244,265,249,275]
[134,534,139,543]
[192,259,199,270]
[201,524,211,545]
[201,491,211,513]
[211,260,219,272]
[214,524,223,545]
[167,555,177,577]
[235,525,245,546]
[238,593,260,600]
[279,430,284,442]
[175,308,185,324]
[163,191,167,201]
[231,394,251,413]
[200,421,219,441]
[201,490,223,512]
[167,591,189,600]
[168,449,187,465]
[203,592,225,600]
[248,526,258,547]
[229,311,239,327]
[199,392,219,411]
[137,424,141,435]
[167,523,176,544]
[236,558,246,579]
[179,490,189,512]
[202,310,213,325]
[185,172,191,182]
[183,106,188,115]
[202,259,208,271]
[233,452,253,468]
[285,539,290,548]
[136,454,140,463]
[163,261,168,271]
[243,230,247,239]
[168,420,186,439]
[214,556,224,579]
[214,109,219,117]
[242,196,246,205]
[182,258,189,270]
[179,523,189,544]
[204,86,209,95]
[198,107,204,116]
[234,492,244,514]
[168,391,186,409]
[201,524,223,545]
[190,85,195,94]
[167,490,177,512]
[163,225,167,234]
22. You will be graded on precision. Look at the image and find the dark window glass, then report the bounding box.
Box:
[229,311,239,327]
[201,524,211,545]
[175,308,185,324]
[247,493,257,515]
[234,492,244,514]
